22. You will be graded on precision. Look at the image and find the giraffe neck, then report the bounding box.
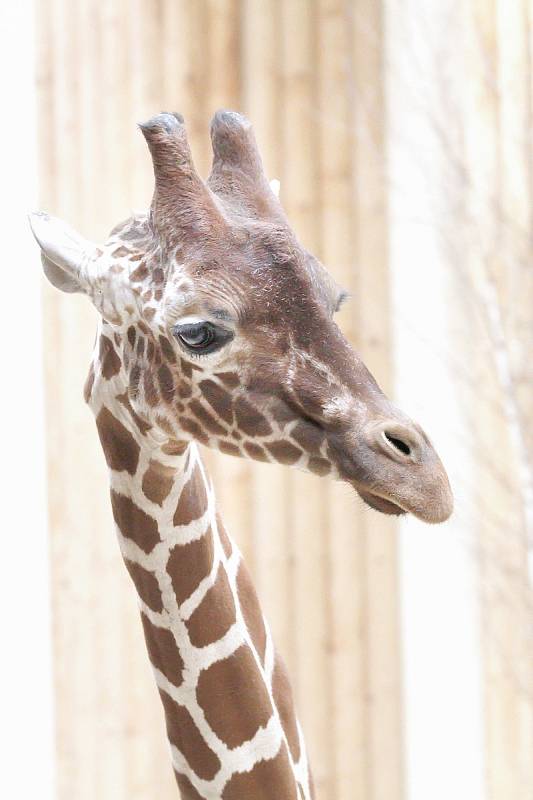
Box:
[86,325,313,800]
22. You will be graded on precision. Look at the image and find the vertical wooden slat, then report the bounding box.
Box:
[492,1,533,797]
[464,1,533,798]
[350,4,404,800]
[43,1,102,797]
[462,2,504,788]
[179,1,211,174]
[206,0,241,112]
[128,0,163,208]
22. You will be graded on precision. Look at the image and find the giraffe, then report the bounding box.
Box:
[30,110,453,800]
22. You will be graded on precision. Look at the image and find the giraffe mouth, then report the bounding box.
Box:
[357,489,407,517]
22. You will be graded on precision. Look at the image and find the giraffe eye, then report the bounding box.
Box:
[173,321,233,355]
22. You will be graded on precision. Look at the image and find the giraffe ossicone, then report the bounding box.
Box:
[30,109,453,799]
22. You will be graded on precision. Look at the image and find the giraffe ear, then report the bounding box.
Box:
[28,211,98,295]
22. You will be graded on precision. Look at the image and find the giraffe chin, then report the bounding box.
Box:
[357,490,407,517]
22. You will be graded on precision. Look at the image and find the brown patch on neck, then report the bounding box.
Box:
[154,412,175,435]
[112,245,130,258]
[266,440,302,465]
[167,526,215,606]
[221,744,297,800]
[179,417,209,445]
[271,404,298,428]
[140,613,184,688]
[96,407,140,475]
[271,655,301,763]
[178,382,193,399]
[234,397,272,436]
[236,561,267,664]
[196,644,272,749]
[243,442,269,462]
[143,370,159,406]
[130,262,149,282]
[186,564,236,647]
[173,463,208,526]
[215,371,240,389]
[99,334,122,379]
[189,399,227,435]
[199,379,234,425]
[290,421,325,455]
[158,363,175,403]
[159,689,221,781]
[116,392,152,436]
[218,440,241,457]
[110,490,160,553]
[180,358,193,378]
[142,459,175,506]
[124,559,164,612]
[308,456,330,476]
[174,773,204,800]
[159,334,177,364]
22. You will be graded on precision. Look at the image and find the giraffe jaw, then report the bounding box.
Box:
[356,484,453,524]
[357,489,407,517]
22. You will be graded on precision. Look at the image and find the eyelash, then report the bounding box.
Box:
[172,320,234,356]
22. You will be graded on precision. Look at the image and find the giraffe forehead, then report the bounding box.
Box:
[176,261,335,332]
[164,219,333,306]
[110,214,340,328]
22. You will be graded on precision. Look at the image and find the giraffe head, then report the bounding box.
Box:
[30,111,453,523]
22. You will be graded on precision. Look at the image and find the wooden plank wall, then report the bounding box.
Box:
[387,0,533,796]
[464,2,533,798]
[35,3,401,800]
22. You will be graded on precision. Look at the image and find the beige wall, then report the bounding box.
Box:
[35,2,532,799]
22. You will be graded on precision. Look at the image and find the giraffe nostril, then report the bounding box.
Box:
[383,431,411,457]
[371,424,421,462]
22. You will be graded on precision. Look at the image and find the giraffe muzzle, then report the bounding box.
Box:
[329,416,454,524]
[358,420,454,523]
